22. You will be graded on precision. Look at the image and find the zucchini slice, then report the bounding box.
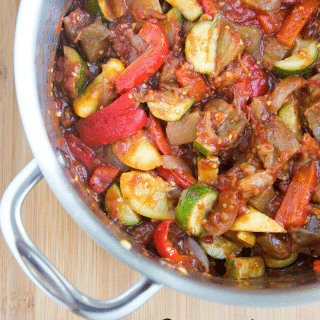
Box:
[84,0,127,22]
[148,97,195,122]
[199,235,242,259]
[193,140,214,157]
[114,137,162,171]
[73,58,125,118]
[229,206,287,233]
[105,184,142,225]
[63,46,89,98]
[120,171,176,220]
[122,138,162,170]
[278,96,302,142]
[224,231,256,248]
[263,252,298,269]
[224,256,266,279]
[273,41,319,78]
[166,0,202,21]
[176,183,218,236]
[185,17,221,74]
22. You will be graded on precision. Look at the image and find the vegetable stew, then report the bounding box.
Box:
[52,0,320,279]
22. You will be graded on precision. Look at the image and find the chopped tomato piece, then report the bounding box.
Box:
[242,55,269,98]
[89,165,120,194]
[65,132,101,173]
[215,0,257,24]
[175,62,211,101]
[200,0,220,16]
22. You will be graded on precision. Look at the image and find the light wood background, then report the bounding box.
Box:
[1,1,320,319]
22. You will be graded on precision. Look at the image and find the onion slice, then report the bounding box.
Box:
[162,155,192,173]
[268,76,307,113]
[186,236,210,272]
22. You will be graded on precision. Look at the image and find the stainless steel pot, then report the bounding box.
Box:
[2,0,320,319]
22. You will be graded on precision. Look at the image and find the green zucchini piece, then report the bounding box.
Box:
[73,58,125,118]
[273,41,319,78]
[224,231,256,248]
[199,235,242,259]
[193,140,213,157]
[113,135,162,170]
[84,0,127,22]
[185,17,221,74]
[230,206,287,233]
[176,183,218,236]
[166,0,202,21]
[291,36,315,56]
[263,253,298,269]
[167,7,183,22]
[278,97,302,142]
[120,171,176,220]
[105,184,142,225]
[224,256,266,279]
[148,96,195,122]
[63,46,89,98]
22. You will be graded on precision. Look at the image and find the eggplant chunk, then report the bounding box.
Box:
[79,21,111,62]
[305,100,320,142]
[256,233,291,260]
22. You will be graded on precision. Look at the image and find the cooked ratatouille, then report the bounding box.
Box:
[52,0,320,279]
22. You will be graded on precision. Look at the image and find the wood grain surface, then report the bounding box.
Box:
[1,1,320,319]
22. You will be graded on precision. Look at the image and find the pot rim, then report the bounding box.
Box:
[13,0,320,308]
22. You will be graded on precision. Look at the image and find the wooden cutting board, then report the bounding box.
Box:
[1,1,320,319]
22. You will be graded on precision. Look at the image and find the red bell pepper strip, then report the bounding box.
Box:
[147,114,172,155]
[76,91,148,148]
[114,19,169,94]
[89,165,120,194]
[175,62,211,101]
[65,132,101,173]
[314,260,320,273]
[156,166,196,189]
[154,220,199,267]
[257,10,288,35]
[276,0,320,47]
[301,133,320,160]
[275,161,318,229]
[199,0,220,17]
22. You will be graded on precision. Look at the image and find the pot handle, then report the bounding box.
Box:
[0,159,162,320]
